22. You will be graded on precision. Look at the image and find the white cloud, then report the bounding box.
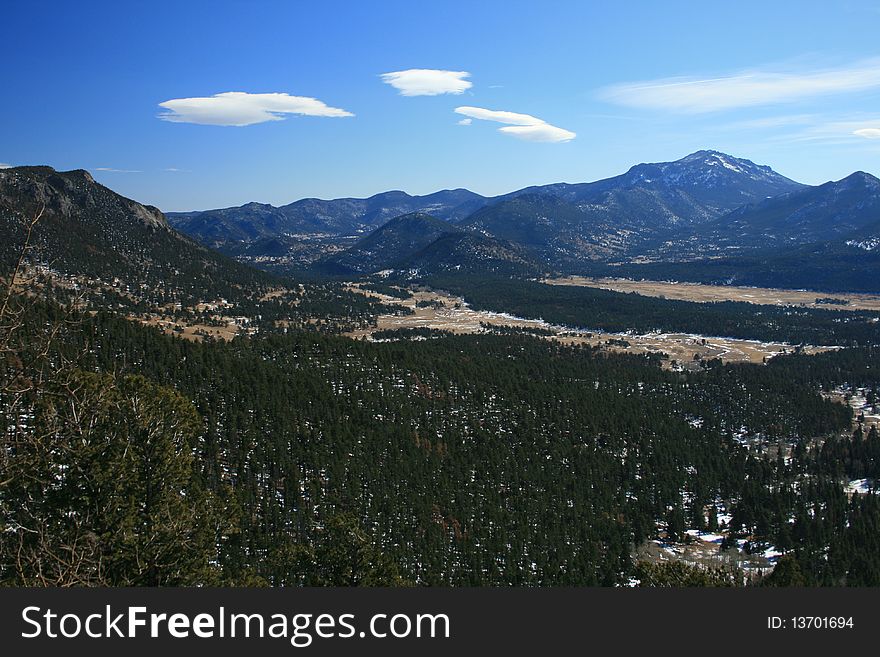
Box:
[498,124,578,142]
[381,69,472,96]
[455,106,544,126]
[0,163,12,169]
[457,118,472,126]
[158,91,354,126]
[454,106,575,142]
[600,58,880,113]
[94,167,142,173]
[854,128,880,139]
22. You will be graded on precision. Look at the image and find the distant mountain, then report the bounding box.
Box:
[167,201,293,245]
[401,232,538,276]
[698,171,880,251]
[321,212,538,276]
[325,212,459,273]
[0,166,272,304]
[460,194,611,265]
[456,151,805,265]
[584,150,803,212]
[503,150,804,224]
[604,174,880,293]
[168,188,488,249]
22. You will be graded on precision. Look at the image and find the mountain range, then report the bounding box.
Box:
[695,171,880,252]
[4,150,879,294]
[169,150,805,260]
[165,150,880,289]
[168,188,487,246]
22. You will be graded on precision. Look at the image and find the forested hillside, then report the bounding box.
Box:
[3,295,879,586]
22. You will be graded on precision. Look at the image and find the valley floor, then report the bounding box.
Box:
[346,283,833,368]
[544,276,880,313]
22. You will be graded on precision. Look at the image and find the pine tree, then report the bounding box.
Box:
[762,555,806,586]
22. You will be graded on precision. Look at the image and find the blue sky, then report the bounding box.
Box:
[2,0,879,211]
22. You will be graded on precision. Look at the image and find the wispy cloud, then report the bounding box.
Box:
[457,118,472,126]
[756,116,880,146]
[600,58,880,113]
[454,106,575,143]
[163,167,191,172]
[94,167,142,173]
[805,118,880,142]
[724,114,818,130]
[854,128,880,139]
[381,69,472,96]
[158,92,353,126]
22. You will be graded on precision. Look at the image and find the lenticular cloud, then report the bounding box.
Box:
[454,106,575,143]
[158,92,354,126]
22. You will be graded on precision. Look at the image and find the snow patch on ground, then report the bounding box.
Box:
[762,547,783,560]
[845,478,872,495]
[846,237,880,251]
[686,529,725,544]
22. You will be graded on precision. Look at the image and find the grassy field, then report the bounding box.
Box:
[544,276,880,312]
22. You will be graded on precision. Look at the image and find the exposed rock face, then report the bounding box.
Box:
[0,165,271,305]
[0,166,170,230]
